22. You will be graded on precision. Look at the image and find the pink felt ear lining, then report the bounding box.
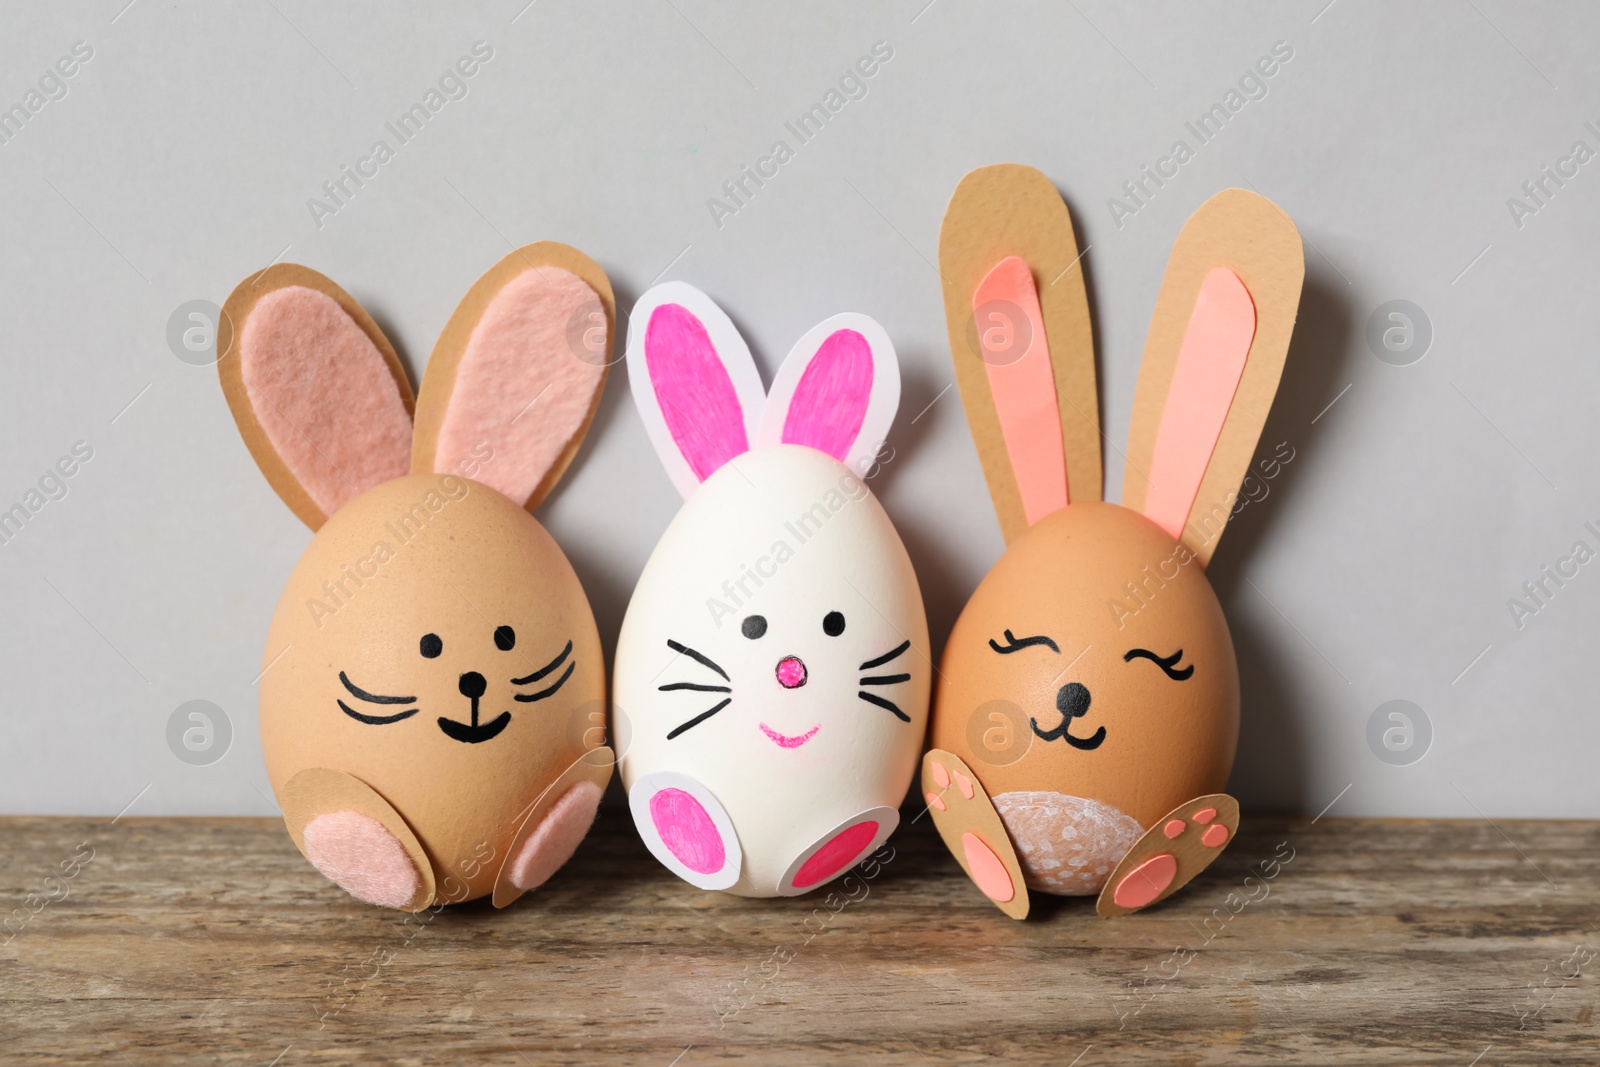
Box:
[239,286,412,517]
[780,328,872,462]
[973,256,1068,524]
[1142,267,1257,540]
[646,303,750,482]
[432,267,605,504]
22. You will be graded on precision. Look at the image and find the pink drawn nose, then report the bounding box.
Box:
[775,656,807,689]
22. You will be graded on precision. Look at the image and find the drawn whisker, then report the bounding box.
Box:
[512,640,572,685]
[859,640,911,671]
[339,671,415,705]
[859,673,910,687]
[337,699,419,726]
[666,638,730,681]
[514,660,575,702]
[667,698,732,740]
[858,691,910,722]
[659,682,732,693]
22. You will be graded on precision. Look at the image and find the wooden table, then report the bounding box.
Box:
[1,812,1595,1064]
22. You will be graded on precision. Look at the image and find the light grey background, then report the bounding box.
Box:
[1,1,1595,819]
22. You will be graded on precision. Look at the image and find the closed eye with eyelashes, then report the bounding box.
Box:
[989,630,1060,655]
[1124,647,1194,681]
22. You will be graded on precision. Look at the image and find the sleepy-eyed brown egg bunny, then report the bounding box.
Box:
[217,243,616,911]
[924,165,1304,919]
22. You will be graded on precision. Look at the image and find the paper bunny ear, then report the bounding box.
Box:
[218,264,416,531]
[625,282,765,499]
[938,164,1102,544]
[1122,188,1303,565]
[412,242,614,511]
[755,314,899,476]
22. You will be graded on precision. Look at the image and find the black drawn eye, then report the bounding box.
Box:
[989,629,1060,655]
[1124,648,1194,681]
[742,615,767,639]
[823,611,845,637]
[420,633,443,659]
[494,625,516,651]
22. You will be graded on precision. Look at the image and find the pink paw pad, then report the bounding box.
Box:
[925,791,946,812]
[302,810,420,909]
[1163,818,1187,839]
[777,806,898,896]
[508,781,603,891]
[961,832,1014,904]
[953,770,975,799]
[650,788,725,875]
[1193,807,1217,824]
[930,760,950,790]
[1201,823,1230,848]
[1111,852,1178,910]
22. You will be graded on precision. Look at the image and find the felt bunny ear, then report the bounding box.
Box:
[412,242,614,511]
[625,282,766,499]
[1122,188,1303,566]
[755,314,899,477]
[938,164,1102,544]
[218,264,416,531]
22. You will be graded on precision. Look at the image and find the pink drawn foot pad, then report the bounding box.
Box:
[650,787,726,875]
[303,811,420,909]
[508,781,602,891]
[962,832,1015,903]
[792,820,880,890]
[1112,853,1178,910]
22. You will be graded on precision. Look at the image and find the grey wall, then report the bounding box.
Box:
[1,0,1595,818]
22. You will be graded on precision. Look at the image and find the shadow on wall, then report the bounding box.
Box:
[1206,267,1356,814]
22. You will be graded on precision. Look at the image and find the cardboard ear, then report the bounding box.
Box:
[411,242,614,511]
[938,163,1101,544]
[218,264,415,531]
[1122,189,1304,565]
[625,282,765,499]
[755,313,899,476]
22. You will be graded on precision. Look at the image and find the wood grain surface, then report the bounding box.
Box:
[1,813,1596,1065]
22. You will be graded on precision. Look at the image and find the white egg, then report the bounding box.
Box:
[615,444,929,897]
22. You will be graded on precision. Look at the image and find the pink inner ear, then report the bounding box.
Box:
[973,257,1067,523]
[781,328,872,462]
[1142,267,1257,541]
[433,267,605,505]
[239,286,412,517]
[646,303,750,481]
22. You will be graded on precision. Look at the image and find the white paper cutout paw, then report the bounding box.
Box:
[775,806,898,896]
[628,771,741,890]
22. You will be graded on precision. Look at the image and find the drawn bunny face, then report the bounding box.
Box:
[219,244,616,910]
[613,283,929,898]
[923,165,1303,919]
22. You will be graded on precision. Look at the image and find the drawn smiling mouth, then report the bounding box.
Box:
[437,710,511,744]
[759,722,820,749]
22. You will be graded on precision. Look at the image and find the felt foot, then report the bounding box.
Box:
[1097,793,1240,918]
[279,767,436,911]
[302,811,421,910]
[628,771,742,891]
[506,780,603,891]
[920,750,1029,920]
[492,746,615,908]
[775,807,898,896]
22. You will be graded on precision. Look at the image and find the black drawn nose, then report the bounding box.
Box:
[1057,682,1091,719]
[458,671,487,699]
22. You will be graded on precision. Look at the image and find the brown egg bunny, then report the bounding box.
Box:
[924,164,1303,919]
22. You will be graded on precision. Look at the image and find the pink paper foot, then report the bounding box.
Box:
[628,772,741,890]
[776,806,897,896]
[506,781,603,891]
[1097,793,1240,918]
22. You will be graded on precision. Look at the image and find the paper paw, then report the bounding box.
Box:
[775,807,898,897]
[492,747,615,908]
[1097,793,1240,918]
[921,750,1029,920]
[279,767,436,911]
[628,771,742,891]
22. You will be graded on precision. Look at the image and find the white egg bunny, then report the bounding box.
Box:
[613,282,930,897]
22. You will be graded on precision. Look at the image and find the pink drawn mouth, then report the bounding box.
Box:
[759,722,820,749]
